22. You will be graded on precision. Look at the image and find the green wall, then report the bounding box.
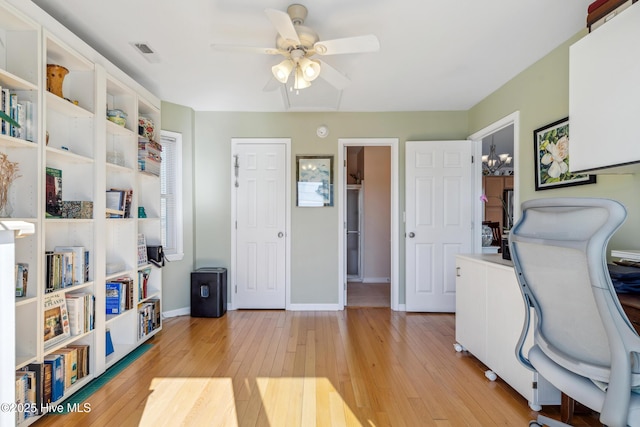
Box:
[193,112,468,305]
[158,101,195,313]
[468,29,640,253]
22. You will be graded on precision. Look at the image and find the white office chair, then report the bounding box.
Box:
[510,198,640,427]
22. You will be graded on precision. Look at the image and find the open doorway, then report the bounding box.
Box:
[469,112,520,254]
[338,138,399,310]
[345,146,390,307]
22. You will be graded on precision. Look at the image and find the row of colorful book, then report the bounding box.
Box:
[106,276,135,315]
[138,299,161,339]
[45,246,90,293]
[15,345,90,422]
[1,86,35,141]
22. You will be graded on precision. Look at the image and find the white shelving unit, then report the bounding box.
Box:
[0,1,162,424]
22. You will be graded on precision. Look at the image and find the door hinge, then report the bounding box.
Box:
[471,155,474,163]
[235,285,237,293]
[344,159,346,167]
[235,221,237,229]
[532,381,538,389]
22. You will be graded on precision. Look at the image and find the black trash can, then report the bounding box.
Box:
[191,267,227,318]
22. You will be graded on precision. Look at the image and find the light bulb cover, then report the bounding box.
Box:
[272,60,294,83]
[299,57,321,82]
[293,66,311,89]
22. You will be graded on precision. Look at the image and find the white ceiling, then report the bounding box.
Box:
[30,0,591,112]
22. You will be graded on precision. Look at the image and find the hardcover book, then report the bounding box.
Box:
[45,167,63,217]
[43,354,64,401]
[43,293,70,347]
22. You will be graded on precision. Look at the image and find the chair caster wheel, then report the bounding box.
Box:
[529,421,541,427]
[453,343,465,352]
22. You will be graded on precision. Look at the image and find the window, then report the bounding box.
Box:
[160,130,183,261]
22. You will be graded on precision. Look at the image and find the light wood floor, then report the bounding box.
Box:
[33,309,601,427]
[346,282,390,307]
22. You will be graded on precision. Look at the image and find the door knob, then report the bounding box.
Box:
[278,232,284,238]
[408,232,415,238]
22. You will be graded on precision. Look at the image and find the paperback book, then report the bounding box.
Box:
[43,293,70,347]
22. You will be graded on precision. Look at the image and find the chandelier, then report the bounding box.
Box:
[482,141,512,175]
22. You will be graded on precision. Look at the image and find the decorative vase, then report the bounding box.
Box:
[46,64,69,98]
[0,184,13,218]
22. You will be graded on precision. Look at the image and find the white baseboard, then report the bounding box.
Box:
[163,306,190,318]
[396,304,406,312]
[362,277,390,283]
[287,303,341,311]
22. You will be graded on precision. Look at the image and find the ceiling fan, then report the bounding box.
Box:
[212,4,380,92]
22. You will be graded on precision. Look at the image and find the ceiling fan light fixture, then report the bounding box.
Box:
[293,65,311,90]
[299,57,321,82]
[272,59,294,83]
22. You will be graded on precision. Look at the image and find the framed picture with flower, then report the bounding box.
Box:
[533,117,596,191]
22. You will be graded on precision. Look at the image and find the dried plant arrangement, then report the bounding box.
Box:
[0,152,21,216]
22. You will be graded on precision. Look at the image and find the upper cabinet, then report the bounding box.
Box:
[569,3,640,174]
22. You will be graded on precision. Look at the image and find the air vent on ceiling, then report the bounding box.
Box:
[130,42,161,63]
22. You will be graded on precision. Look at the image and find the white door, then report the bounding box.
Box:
[405,140,473,312]
[233,141,287,308]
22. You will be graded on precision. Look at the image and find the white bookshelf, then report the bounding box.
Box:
[0,1,162,424]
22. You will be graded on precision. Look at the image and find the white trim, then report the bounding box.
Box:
[287,303,342,311]
[162,307,190,318]
[338,138,400,311]
[160,130,184,261]
[230,138,291,309]
[468,111,520,254]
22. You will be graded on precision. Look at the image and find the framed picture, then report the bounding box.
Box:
[296,155,333,207]
[533,117,596,191]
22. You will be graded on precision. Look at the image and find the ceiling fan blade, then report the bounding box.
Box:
[264,8,301,44]
[318,60,351,90]
[263,76,281,92]
[210,44,281,55]
[314,35,380,55]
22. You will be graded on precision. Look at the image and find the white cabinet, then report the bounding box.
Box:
[455,254,560,410]
[569,3,640,174]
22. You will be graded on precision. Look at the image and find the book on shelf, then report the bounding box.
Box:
[43,363,52,405]
[1,87,9,135]
[105,282,123,315]
[66,344,90,380]
[50,347,78,389]
[43,354,64,402]
[106,276,134,315]
[138,267,151,301]
[138,298,161,339]
[54,246,89,285]
[45,167,63,218]
[45,250,76,292]
[18,363,45,415]
[65,292,94,336]
[105,329,114,356]
[15,372,28,423]
[15,262,28,297]
[137,233,148,266]
[105,189,125,218]
[43,293,70,347]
